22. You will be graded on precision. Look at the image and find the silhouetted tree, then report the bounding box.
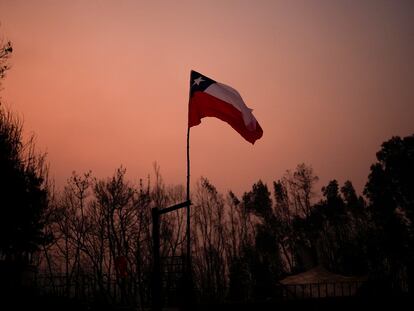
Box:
[36,144,414,306]
[241,181,284,299]
[192,177,227,302]
[0,40,48,263]
[42,166,188,307]
[243,180,272,218]
[0,37,51,304]
[226,191,256,302]
[314,180,350,273]
[364,134,414,291]
[296,179,369,275]
[0,36,12,90]
[340,181,368,275]
[273,164,319,272]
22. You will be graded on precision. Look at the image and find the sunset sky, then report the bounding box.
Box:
[0,0,413,198]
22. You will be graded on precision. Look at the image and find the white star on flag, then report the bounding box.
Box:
[193,76,204,86]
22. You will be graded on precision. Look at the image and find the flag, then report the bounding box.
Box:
[188,70,263,144]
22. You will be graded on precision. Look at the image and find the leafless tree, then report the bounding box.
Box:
[192,177,227,301]
[273,163,319,272]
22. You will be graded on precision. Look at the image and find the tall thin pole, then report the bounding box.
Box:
[186,71,192,266]
[186,126,191,268]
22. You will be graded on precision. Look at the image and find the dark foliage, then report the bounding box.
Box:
[0,39,48,262]
[364,134,414,290]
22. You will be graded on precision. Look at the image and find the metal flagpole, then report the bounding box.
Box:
[184,72,194,308]
[186,71,192,272]
[186,126,191,269]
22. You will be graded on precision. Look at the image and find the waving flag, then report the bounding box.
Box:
[188,70,263,144]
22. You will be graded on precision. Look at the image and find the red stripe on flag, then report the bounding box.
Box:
[189,91,263,144]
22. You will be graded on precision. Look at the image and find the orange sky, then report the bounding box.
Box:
[0,0,413,197]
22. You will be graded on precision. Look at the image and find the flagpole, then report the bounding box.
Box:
[186,125,191,269]
[185,71,193,307]
[186,71,192,273]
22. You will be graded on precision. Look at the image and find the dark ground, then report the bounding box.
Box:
[1,293,412,311]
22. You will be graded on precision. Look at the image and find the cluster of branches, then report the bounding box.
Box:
[37,165,186,306]
[0,36,12,84]
[34,131,413,306]
[1,36,50,265]
[0,107,49,263]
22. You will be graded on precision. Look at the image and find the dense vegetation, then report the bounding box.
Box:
[30,135,413,306]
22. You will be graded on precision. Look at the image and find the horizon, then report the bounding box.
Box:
[0,0,413,198]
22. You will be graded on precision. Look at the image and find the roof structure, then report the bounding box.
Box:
[280,265,367,285]
[278,266,368,299]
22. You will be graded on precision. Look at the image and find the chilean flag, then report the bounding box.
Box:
[188,70,263,144]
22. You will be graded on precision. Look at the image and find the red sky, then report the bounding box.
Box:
[1,0,413,198]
